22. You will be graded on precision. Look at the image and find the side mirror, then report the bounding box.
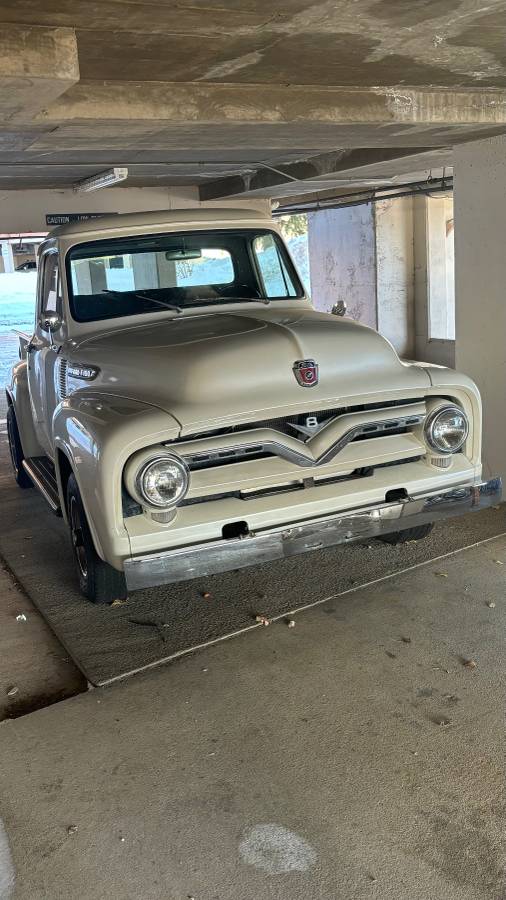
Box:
[39,312,62,334]
[331,300,347,317]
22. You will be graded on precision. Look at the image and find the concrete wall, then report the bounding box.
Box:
[454,133,506,482]
[307,205,377,328]
[413,195,456,368]
[375,197,415,358]
[0,186,270,233]
[307,199,415,357]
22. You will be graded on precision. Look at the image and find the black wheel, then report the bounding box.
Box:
[378,523,434,545]
[66,474,127,604]
[7,405,33,489]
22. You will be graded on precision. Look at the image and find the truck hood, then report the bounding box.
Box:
[72,307,431,434]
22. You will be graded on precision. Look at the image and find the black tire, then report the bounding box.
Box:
[66,474,127,604]
[7,405,33,489]
[378,523,434,545]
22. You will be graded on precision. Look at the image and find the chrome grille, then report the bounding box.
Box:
[185,398,424,441]
[182,409,425,471]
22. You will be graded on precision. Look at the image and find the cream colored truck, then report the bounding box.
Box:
[5,208,501,603]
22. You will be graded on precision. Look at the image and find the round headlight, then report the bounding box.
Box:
[136,455,189,508]
[425,405,469,454]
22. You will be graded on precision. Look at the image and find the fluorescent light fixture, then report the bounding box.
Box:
[74,167,128,193]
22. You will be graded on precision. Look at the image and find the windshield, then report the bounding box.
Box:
[66,228,304,323]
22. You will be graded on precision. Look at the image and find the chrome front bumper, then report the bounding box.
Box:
[124,478,502,591]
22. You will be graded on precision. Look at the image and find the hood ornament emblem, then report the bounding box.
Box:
[293,359,319,387]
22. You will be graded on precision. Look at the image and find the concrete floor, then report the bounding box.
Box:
[0,412,85,720]
[0,560,85,720]
[1,533,505,900]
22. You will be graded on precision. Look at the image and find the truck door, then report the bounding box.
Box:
[27,249,62,457]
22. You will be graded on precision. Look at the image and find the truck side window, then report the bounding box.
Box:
[41,253,61,315]
[252,233,297,298]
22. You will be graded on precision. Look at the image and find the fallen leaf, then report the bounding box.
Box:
[435,572,448,578]
[67,825,78,835]
[15,613,27,622]
[463,658,477,670]
[494,560,504,566]
[401,636,412,644]
[110,598,127,607]
[487,601,496,608]
[201,591,212,600]
[385,651,397,659]
[255,615,270,626]
[286,619,296,629]
[6,686,18,698]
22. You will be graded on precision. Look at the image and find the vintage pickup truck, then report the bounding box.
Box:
[5,207,500,603]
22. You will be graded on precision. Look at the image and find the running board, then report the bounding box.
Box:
[23,457,62,515]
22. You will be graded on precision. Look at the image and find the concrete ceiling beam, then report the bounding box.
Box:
[199,148,451,200]
[36,82,506,127]
[0,24,79,123]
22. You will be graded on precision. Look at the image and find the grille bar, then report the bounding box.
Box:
[182,412,425,471]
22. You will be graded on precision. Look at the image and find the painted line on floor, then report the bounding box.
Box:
[0,820,15,900]
[101,528,506,686]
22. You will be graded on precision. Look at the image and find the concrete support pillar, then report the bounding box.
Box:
[454,133,506,483]
[375,197,415,358]
[307,205,376,327]
[72,259,106,294]
[413,196,456,367]
[0,242,15,273]
[306,199,416,357]
[132,253,159,290]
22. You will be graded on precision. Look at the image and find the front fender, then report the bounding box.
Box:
[6,359,44,458]
[52,393,180,568]
[422,366,482,467]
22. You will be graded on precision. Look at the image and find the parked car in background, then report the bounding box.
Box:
[15,260,37,271]
[5,208,501,603]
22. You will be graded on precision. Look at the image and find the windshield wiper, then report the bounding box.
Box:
[101,289,182,314]
[182,296,271,307]
[228,296,271,305]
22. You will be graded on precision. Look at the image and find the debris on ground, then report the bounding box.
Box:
[15,613,27,622]
[385,651,397,659]
[487,601,496,608]
[255,614,270,626]
[286,619,296,628]
[434,715,453,727]
[443,694,460,704]
[128,618,170,642]
[110,597,127,607]
[6,686,18,698]
[435,572,448,578]
[432,665,450,674]
[201,591,212,600]
[494,560,504,565]
[463,658,477,670]
[67,825,78,835]
[401,636,412,643]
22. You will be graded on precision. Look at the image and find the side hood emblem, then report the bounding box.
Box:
[293,359,319,387]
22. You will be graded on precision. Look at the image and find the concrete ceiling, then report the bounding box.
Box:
[2,0,506,202]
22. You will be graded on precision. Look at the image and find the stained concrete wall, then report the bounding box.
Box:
[454,133,506,483]
[307,205,376,327]
[0,186,270,233]
[307,199,414,357]
[375,197,415,358]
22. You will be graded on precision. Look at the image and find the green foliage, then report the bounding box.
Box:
[278,214,308,239]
